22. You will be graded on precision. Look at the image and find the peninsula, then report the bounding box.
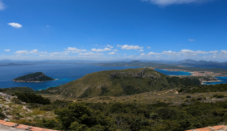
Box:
[13,72,54,82]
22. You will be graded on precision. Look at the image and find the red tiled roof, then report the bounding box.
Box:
[16,124,31,130]
[185,125,227,131]
[0,119,59,131]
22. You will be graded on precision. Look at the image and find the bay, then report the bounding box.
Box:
[155,69,192,76]
[202,76,227,85]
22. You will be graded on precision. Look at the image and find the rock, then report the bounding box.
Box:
[4,118,10,122]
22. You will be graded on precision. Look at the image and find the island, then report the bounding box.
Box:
[13,72,54,82]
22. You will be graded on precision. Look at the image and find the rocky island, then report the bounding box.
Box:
[13,72,54,82]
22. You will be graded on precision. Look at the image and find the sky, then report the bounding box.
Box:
[1,0,227,61]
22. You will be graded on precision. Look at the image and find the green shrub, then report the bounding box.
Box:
[213,94,225,98]
[14,92,50,104]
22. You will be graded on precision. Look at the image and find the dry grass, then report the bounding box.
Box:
[40,89,227,105]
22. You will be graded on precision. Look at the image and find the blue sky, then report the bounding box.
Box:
[1,0,227,61]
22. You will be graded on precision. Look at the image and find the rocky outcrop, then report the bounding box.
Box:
[13,72,54,82]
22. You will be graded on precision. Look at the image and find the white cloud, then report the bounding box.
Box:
[140,53,145,56]
[143,0,210,6]
[189,39,196,41]
[221,50,227,54]
[0,0,5,10]
[106,45,113,48]
[8,22,22,28]
[148,52,158,55]
[49,52,63,56]
[15,49,47,55]
[91,47,111,52]
[108,52,116,55]
[147,46,151,49]
[118,45,143,50]
[79,52,103,56]
[4,49,10,52]
[139,49,144,52]
[124,54,127,55]
[15,50,29,54]
[65,47,87,53]
[30,49,39,54]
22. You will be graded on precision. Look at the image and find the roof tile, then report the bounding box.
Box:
[16,124,31,130]
[2,122,18,127]
[29,127,46,131]
[185,125,227,131]
[212,125,226,130]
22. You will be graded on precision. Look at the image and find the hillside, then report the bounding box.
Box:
[13,72,54,82]
[40,67,200,98]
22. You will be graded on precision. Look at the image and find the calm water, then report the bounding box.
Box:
[0,64,138,90]
[155,69,192,76]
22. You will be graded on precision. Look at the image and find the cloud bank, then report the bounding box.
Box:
[5,46,227,61]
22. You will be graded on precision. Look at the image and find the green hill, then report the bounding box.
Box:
[14,72,54,82]
[41,68,200,98]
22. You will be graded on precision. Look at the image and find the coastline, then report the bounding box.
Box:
[13,79,55,83]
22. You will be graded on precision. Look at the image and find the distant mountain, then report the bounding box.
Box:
[180,59,227,67]
[40,68,200,98]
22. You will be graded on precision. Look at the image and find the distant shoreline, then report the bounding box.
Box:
[13,79,55,83]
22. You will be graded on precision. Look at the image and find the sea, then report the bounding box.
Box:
[0,64,138,90]
[1,64,227,91]
[155,69,192,76]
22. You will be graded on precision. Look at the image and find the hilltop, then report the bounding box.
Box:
[13,72,54,82]
[40,67,200,98]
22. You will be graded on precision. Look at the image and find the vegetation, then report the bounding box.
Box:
[17,100,227,131]
[0,87,34,95]
[14,92,50,104]
[180,83,227,93]
[14,72,54,82]
[2,83,227,130]
[40,68,200,98]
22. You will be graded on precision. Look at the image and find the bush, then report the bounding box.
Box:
[0,109,6,119]
[186,96,191,98]
[14,92,50,104]
[213,94,225,98]
[11,98,22,104]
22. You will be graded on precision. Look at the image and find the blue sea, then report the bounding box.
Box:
[0,64,138,90]
[155,69,192,76]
